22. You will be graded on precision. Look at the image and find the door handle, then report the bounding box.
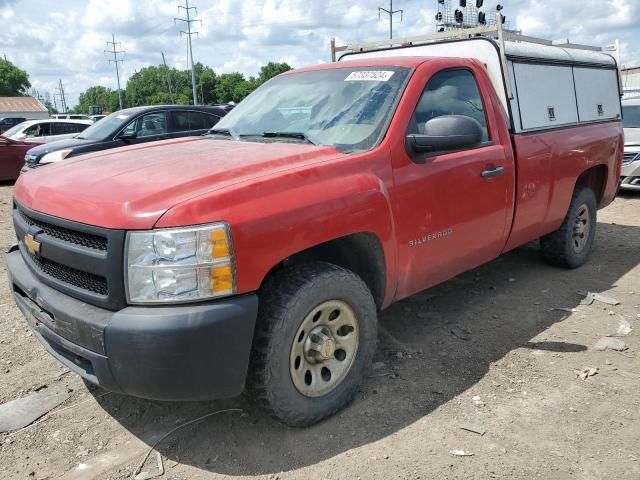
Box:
[481,166,505,178]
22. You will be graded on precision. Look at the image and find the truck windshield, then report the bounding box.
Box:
[213,66,412,152]
[622,105,640,128]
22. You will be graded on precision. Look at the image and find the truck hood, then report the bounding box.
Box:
[14,136,346,229]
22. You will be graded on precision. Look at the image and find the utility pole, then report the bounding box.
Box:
[161,52,175,104]
[175,0,201,105]
[55,80,68,113]
[378,0,403,40]
[105,33,125,110]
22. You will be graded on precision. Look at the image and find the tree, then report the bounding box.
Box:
[43,100,58,115]
[74,86,119,114]
[257,62,292,85]
[69,61,290,110]
[125,66,174,107]
[215,73,251,103]
[194,63,217,105]
[0,58,31,96]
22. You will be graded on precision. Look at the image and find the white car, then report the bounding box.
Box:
[50,114,92,121]
[621,98,640,191]
[1,119,92,144]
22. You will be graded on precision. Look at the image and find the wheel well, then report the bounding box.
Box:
[575,165,607,206]
[262,233,386,310]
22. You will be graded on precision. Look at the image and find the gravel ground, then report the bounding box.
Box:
[0,183,638,480]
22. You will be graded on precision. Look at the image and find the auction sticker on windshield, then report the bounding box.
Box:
[345,71,394,82]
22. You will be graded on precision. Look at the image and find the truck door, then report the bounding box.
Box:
[391,67,512,298]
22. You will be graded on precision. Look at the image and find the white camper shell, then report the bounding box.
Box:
[332,25,622,134]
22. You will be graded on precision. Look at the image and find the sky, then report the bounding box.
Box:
[0,0,638,108]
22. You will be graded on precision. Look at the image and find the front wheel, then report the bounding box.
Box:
[540,186,597,269]
[247,262,377,426]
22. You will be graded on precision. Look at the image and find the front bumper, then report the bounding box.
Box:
[620,159,640,191]
[6,248,258,401]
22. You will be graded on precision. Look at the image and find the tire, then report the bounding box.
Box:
[247,262,377,426]
[540,186,597,269]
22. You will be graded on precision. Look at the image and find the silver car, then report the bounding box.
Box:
[621,98,640,191]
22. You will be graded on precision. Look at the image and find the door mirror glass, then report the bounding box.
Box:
[405,115,483,162]
[118,130,137,140]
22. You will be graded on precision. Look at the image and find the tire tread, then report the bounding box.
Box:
[247,262,376,426]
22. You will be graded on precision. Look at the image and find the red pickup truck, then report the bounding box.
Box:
[6,31,622,426]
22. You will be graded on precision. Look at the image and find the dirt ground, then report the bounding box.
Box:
[0,184,639,480]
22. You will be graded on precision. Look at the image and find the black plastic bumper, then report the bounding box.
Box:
[6,248,259,401]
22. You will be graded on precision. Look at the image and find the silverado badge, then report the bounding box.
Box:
[24,234,41,255]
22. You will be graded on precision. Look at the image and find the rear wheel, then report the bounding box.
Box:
[540,186,597,268]
[247,262,377,426]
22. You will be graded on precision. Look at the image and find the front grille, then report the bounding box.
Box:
[27,250,108,296]
[13,202,126,310]
[18,209,107,251]
[623,152,638,165]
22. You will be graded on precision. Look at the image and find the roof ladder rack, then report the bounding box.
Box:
[331,18,607,100]
[331,19,603,62]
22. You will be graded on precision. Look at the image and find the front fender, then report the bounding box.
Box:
[156,168,397,305]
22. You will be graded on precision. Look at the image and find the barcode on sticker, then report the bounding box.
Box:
[345,71,394,82]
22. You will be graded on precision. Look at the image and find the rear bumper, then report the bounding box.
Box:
[6,248,258,401]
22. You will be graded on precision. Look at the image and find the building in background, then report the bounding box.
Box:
[0,97,49,121]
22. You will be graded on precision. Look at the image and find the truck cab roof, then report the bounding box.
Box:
[291,56,434,74]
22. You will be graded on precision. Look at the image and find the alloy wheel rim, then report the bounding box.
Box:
[572,204,591,253]
[289,300,359,398]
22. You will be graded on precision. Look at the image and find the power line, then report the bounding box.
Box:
[175,0,202,106]
[105,33,125,110]
[378,0,403,40]
[55,80,68,113]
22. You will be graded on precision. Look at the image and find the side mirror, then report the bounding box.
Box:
[118,131,137,140]
[405,115,483,164]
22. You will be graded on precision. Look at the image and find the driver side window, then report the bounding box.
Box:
[24,123,51,138]
[123,112,168,138]
[409,69,489,142]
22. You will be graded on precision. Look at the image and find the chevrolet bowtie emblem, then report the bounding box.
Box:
[24,233,41,255]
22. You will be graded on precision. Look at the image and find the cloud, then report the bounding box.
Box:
[1,0,637,108]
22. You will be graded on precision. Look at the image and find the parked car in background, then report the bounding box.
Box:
[0,117,27,134]
[0,135,44,181]
[2,119,91,144]
[89,114,107,122]
[50,114,92,121]
[22,105,228,172]
[621,98,640,191]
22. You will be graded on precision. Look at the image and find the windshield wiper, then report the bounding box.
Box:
[262,131,317,145]
[208,128,240,140]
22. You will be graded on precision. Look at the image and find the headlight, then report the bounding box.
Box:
[125,223,236,304]
[39,149,73,165]
[24,153,38,163]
